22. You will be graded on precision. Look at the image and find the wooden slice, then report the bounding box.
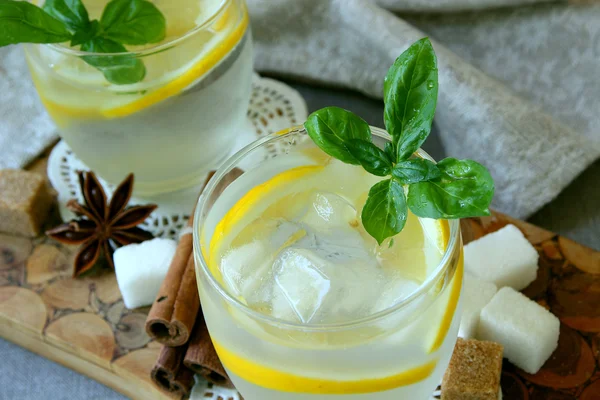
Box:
[115,313,152,350]
[41,279,91,310]
[518,325,596,388]
[106,300,127,325]
[114,347,161,381]
[522,254,552,300]
[501,371,529,400]
[542,240,564,261]
[550,274,600,332]
[559,237,600,275]
[0,234,33,271]
[0,286,47,333]
[45,312,116,368]
[530,387,576,399]
[88,271,121,304]
[26,244,70,285]
[580,379,600,400]
[113,348,176,400]
[592,334,600,367]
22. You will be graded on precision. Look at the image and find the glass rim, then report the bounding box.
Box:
[37,0,233,57]
[193,125,461,332]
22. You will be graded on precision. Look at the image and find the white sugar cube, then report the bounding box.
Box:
[478,287,560,374]
[114,238,178,309]
[459,274,498,339]
[464,224,539,290]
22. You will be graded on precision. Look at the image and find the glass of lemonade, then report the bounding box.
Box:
[193,126,464,399]
[25,0,252,196]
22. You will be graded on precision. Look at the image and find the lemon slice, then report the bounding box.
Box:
[427,247,463,353]
[103,7,248,118]
[213,339,438,394]
[37,2,248,120]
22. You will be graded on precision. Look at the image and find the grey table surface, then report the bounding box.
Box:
[0,80,598,400]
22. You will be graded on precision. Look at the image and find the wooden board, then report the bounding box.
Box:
[0,231,175,399]
[1,194,599,398]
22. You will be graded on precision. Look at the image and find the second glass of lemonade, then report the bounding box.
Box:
[194,126,464,399]
[25,0,252,195]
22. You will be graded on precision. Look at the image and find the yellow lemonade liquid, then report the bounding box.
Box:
[25,0,252,195]
[195,129,464,400]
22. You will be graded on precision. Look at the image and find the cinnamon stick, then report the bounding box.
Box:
[151,344,195,397]
[145,168,244,345]
[145,172,215,346]
[148,167,244,398]
[184,312,233,388]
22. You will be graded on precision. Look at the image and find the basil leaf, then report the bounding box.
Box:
[407,158,494,219]
[361,179,408,245]
[384,37,438,161]
[43,0,89,32]
[346,139,393,177]
[304,107,371,165]
[392,158,440,185]
[0,0,71,46]
[70,19,99,46]
[100,0,166,45]
[384,142,395,163]
[81,37,146,85]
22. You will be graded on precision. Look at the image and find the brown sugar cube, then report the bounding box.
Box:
[0,169,55,237]
[442,338,503,400]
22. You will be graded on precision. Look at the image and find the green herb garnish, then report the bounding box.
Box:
[0,0,166,85]
[304,38,494,244]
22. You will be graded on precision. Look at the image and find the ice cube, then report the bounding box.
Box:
[300,192,357,231]
[269,219,306,250]
[220,241,273,304]
[272,248,331,323]
[373,275,421,313]
[271,246,382,324]
[309,227,372,264]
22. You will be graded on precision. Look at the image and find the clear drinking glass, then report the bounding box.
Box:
[24,0,253,196]
[193,126,464,400]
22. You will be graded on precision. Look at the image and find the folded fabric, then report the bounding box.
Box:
[249,0,600,219]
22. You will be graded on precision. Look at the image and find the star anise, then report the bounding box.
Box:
[47,171,157,277]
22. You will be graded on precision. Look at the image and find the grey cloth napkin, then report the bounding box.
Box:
[0,46,57,169]
[250,0,600,220]
[1,0,598,221]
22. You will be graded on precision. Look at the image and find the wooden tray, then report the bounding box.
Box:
[1,182,599,398]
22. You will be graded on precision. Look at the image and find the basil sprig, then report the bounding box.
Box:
[0,1,72,46]
[0,0,166,85]
[304,38,495,244]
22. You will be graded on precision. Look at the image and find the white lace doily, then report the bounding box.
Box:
[48,74,307,241]
[47,74,441,400]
